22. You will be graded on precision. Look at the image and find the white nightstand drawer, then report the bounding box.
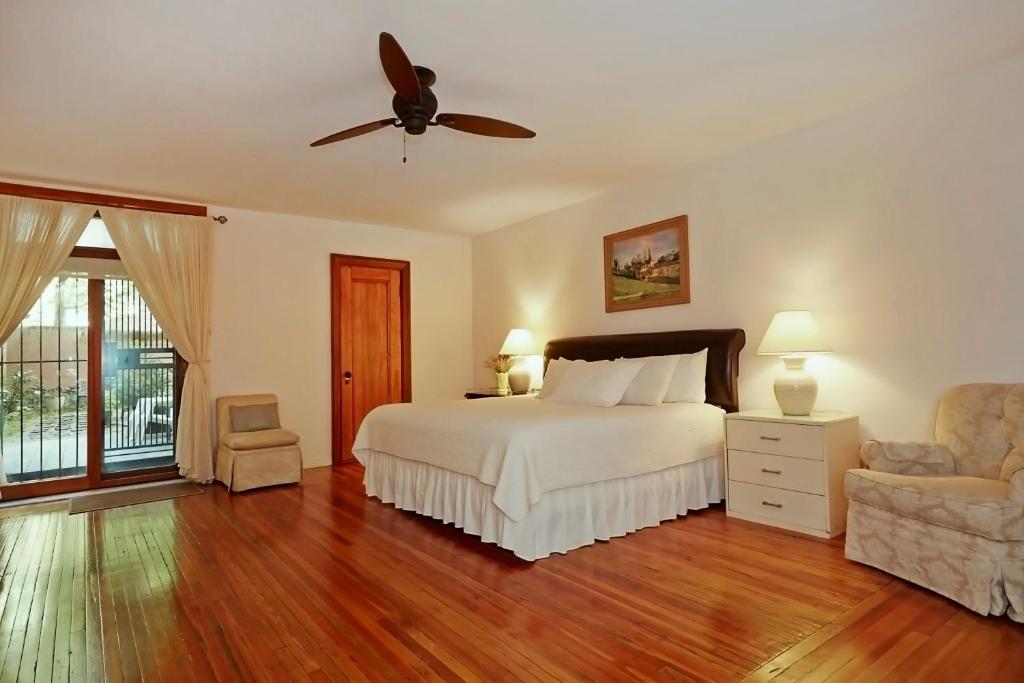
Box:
[727,449,825,495]
[726,419,823,460]
[728,480,827,531]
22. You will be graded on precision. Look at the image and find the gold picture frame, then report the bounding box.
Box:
[604,215,690,313]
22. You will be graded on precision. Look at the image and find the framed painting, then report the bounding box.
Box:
[603,215,690,312]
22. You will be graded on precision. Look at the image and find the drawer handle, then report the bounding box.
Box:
[762,500,783,508]
[760,468,782,475]
[760,435,782,442]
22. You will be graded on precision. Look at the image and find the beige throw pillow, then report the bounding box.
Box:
[230,403,281,433]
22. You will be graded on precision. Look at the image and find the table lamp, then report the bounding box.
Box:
[756,311,831,416]
[500,328,536,395]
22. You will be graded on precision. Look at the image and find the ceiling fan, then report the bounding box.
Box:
[310,32,536,152]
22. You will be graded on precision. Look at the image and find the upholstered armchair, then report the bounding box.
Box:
[215,394,303,492]
[845,384,1024,622]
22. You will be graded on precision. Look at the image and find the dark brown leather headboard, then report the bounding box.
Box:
[543,329,746,412]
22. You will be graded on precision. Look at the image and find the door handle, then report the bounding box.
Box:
[343,371,352,384]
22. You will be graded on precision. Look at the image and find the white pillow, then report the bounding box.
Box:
[664,348,708,403]
[543,358,645,407]
[537,357,573,399]
[619,354,682,406]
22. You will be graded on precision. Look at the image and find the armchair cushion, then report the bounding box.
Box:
[860,440,956,475]
[223,428,300,451]
[845,469,1024,542]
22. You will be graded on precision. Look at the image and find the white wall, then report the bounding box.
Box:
[473,53,1024,440]
[210,207,473,467]
[0,175,473,471]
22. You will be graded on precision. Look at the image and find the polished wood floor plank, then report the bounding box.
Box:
[3,511,58,681]
[0,465,1022,682]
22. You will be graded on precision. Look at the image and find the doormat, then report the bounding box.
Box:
[69,481,205,514]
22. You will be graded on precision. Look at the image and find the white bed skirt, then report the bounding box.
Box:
[360,450,724,561]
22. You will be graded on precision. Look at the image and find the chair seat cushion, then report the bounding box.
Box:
[223,428,300,450]
[845,468,1024,541]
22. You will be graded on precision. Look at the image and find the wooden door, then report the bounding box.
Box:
[331,255,411,464]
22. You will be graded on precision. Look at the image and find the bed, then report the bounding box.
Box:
[353,329,746,560]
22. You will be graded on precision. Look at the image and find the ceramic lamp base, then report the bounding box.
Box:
[508,367,531,395]
[774,356,818,416]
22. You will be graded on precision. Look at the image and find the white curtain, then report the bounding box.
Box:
[101,208,214,482]
[0,195,95,489]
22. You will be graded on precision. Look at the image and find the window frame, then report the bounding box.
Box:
[0,178,206,500]
[1,252,185,499]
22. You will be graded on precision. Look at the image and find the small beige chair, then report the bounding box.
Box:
[215,394,302,492]
[845,384,1024,621]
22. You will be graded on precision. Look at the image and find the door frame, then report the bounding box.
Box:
[330,254,411,466]
[0,246,182,501]
[0,181,203,500]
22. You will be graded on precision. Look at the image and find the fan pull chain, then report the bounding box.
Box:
[403,130,407,164]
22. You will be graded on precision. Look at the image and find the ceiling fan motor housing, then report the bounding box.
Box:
[392,66,438,135]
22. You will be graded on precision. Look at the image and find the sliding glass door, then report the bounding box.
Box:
[101,278,179,474]
[0,220,182,498]
[0,276,90,483]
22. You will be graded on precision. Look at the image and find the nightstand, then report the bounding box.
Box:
[464,388,511,399]
[464,388,539,399]
[724,409,859,539]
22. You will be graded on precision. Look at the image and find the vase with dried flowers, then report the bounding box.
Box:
[483,354,513,394]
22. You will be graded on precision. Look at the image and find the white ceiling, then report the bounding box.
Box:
[2,1,1022,235]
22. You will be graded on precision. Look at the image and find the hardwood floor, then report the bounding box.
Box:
[1,466,1021,682]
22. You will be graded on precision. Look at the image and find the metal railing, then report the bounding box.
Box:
[102,278,177,471]
[0,277,89,482]
[0,277,178,484]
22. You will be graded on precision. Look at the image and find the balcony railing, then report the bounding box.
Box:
[1,277,89,482]
[0,276,178,484]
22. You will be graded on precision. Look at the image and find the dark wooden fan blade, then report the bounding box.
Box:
[435,114,535,138]
[379,32,421,103]
[310,119,398,147]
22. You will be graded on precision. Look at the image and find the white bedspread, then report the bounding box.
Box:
[352,396,724,521]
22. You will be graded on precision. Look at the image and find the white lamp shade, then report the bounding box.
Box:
[499,328,536,356]
[757,311,831,355]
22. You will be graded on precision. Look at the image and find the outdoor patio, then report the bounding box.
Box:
[1,408,174,482]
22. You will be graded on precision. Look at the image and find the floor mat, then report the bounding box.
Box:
[68,481,205,514]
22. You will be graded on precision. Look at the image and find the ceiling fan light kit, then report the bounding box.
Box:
[311,32,535,155]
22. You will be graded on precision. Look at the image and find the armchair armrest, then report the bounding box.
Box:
[860,440,956,475]
[1001,453,1024,500]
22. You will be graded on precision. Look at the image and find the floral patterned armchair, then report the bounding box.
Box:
[844,384,1024,621]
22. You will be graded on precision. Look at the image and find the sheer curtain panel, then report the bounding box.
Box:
[101,208,214,482]
[0,195,95,489]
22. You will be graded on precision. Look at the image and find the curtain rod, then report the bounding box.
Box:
[0,181,214,220]
[87,208,229,224]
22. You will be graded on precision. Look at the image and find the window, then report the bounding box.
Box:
[78,216,116,249]
[101,277,179,474]
[0,277,89,482]
[0,217,181,488]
